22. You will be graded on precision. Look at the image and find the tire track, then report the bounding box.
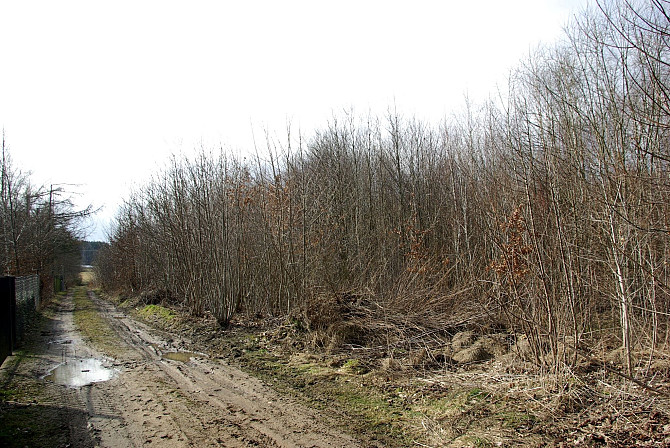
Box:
[86,290,360,447]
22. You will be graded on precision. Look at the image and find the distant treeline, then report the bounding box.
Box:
[97,0,670,373]
[81,241,107,266]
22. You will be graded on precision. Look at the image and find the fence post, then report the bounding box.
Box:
[54,275,64,293]
[0,276,16,366]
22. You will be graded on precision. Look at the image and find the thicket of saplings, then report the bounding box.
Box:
[97,0,670,377]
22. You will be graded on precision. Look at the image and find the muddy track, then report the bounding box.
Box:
[7,291,362,448]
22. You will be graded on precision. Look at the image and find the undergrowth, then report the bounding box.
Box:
[117,287,670,447]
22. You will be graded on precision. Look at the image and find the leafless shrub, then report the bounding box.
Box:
[96,0,670,379]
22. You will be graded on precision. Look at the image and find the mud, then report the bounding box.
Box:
[0,290,361,447]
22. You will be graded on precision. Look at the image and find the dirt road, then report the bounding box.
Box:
[0,290,361,447]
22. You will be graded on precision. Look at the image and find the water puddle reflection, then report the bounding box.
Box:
[44,358,115,387]
[162,351,201,362]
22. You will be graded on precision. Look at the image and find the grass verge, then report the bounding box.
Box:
[72,286,126,359]
[234,336,545,447]
[227,334,419,447]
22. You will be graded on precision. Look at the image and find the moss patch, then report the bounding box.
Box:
[340,358,369,375]
[139,304,176,322]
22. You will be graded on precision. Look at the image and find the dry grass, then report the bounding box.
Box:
[79,268,96,285]
[291,289,670,446]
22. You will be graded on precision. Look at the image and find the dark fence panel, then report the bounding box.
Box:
[0,277,16,367]
[0,275,40,367]
[15,275,40,347]
[54,275,65,293]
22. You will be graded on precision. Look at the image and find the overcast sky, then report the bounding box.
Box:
[0,0,592,241]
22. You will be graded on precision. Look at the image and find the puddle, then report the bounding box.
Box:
[44,358,115,387]
[48,339,72,345]
[162,351,201,362]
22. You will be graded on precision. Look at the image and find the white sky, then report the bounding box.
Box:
[0,0,592,241]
